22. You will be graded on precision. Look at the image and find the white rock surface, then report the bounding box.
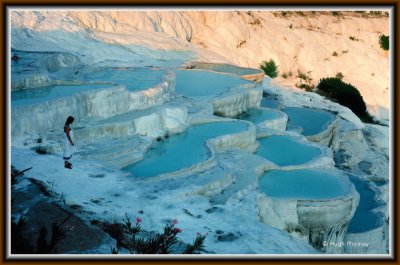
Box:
[213,86,263,117]
[11,10,390,122]
[9,9,390,255]
[257,172,360,254]
[11,71,175,138]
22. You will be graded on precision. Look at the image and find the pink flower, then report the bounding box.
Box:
[172,219,178,225]
[173,228,182,234]
[136,217,142,223]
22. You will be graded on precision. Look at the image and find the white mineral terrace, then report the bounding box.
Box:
[10,10,390,255]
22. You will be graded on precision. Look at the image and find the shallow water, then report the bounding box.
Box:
[192,63,260,76]
[124,121,248,177]
[283,107,335,136]
[80,67,165,91]
[256,135,321,166]
[347,175,384,233]
[259,169,349,199]
[11,84,112,107]
[175,69,252,97]
[236,108,281,125]
[261,97,281,109]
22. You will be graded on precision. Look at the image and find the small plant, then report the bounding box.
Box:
[260,59,279,78]
[36,223,66,254]
[281,11,288,16]
[335,72,344,80]
[237,39,246,48]
[342,50,348,54]
[332,51,338,56]
[379,34,389,50]
[296,71,314,92]
[110,215,207,254]
[11,215,69,254]
[250,18,261,26]
[331,11,340,16]
[289,24,293,29]
[296,83,314,92]
[11,216,33,254]
[349,36,358,41]
[281,71,293,79]
[297,71,312,83]
[11,166,32,186]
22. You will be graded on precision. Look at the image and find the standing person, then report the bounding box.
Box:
[63,116,75,169]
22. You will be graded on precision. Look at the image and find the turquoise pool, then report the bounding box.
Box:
[347,175,384,233]
[259,169,349,200]
[261,96,281,109]
[235,108,281,125]
[191,63,261,76]
[124,121,248,177]
[174,69,253,97]
[11,84,112,107]
[80,67,166,91]
[283,107,335,136]
[256,135,321,166]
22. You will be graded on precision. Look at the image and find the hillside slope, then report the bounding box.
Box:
[10,10,390,121]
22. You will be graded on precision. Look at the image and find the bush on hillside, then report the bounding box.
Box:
[317,77,373,122]
[260,59,279,78]
[379,34,389,50]
[108,215,207,254]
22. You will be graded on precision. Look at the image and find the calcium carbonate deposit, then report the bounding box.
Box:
[9,9,391,256]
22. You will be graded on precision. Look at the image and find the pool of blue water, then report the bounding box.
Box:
[192,63,261,76]
[256,135,321,166]
[174,69,253,97]
[11,51,46,74]
[80,67,166,91]
[11,84,112,107]
[347,175,384,233]
[261,97,281,109]
[283,107,335,136]
[124,121,248,177]
[259,169,349,199]
[235,108,281,125]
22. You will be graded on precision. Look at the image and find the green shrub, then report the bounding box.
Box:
[260,59,279,78]
[317,77,369,118]
[379,34,389,50]
[296,83,314,92]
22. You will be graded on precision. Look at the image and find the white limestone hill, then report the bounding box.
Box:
[11,10,390,122]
